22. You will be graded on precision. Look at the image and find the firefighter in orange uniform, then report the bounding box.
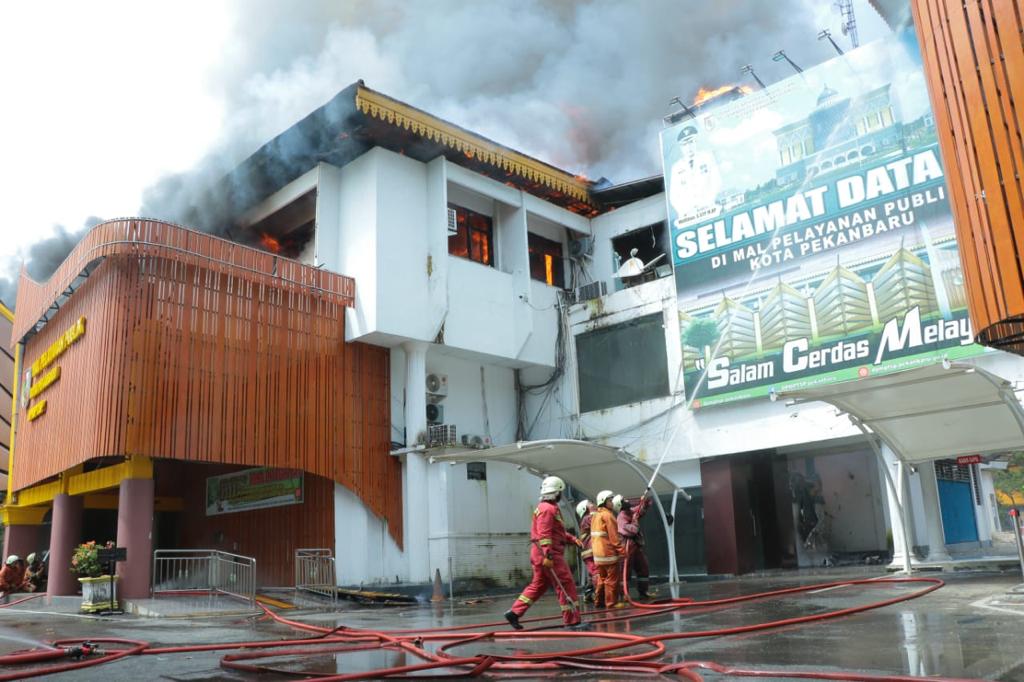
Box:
[591,490,626,609]
[576,499,599,602]
[505,476,587,630]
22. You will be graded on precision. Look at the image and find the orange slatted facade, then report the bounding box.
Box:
[11,219,401,547]
[911,0,1024,353]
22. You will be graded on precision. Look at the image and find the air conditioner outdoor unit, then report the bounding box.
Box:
[574,280,607,303]
[428,424,457,447]
[461,433,492,449]
[426,373,448,398]
[447,208,458,235]
[426,403,444,424]
[568,237,593,260]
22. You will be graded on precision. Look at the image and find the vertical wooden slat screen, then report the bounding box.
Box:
[911,0,1024,353]
[11,219,401,547]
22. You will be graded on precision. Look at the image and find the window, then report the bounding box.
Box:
[448,204,494,267]
[528,233,564,287]
[466,462,487,481]
[576,313,670,412]
[612,222,670,288]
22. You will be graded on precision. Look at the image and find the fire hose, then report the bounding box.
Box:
[0,576,995,682]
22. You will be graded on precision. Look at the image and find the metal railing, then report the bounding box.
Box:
[151,549,257,608]
[295,548,338,605]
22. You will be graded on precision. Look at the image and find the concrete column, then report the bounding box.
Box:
[115,477,155,599]
[403,341,430,583]
[3,524,38,561]
[878,444,915,569]
[48,494,83,597]
[917,462,952,562]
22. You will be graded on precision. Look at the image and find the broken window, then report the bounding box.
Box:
[528,233,564,287]
[575,313,670,412]
[448,204,494,267]
[611,221,671,288]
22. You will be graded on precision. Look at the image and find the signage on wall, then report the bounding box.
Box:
[205,467,304,516]
[660,29,986,409]
[956,454,982,466]
[22,316,86,420]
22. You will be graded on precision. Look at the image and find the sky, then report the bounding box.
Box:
[0,0,892,301]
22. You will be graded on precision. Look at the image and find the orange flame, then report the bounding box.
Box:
[693,84,753,107]
[260,233,282,253]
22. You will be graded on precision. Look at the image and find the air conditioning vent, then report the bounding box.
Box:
[575,281,607,303]
[447,208,458,235]
[426,403,444,424]
[426,373,448,404]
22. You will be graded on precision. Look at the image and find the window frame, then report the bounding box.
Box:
[447,203,495,268]
[527,232,565,288]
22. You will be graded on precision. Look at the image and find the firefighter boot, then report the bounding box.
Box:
[504,610,524,630]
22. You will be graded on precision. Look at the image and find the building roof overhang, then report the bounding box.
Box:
[213,82,600,226]
[777,361,1024,463]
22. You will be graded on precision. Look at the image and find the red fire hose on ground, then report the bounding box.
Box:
[0,576,995,681]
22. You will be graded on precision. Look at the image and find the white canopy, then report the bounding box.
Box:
[429,439,689,582]
[428,438,683,499]
[777,361,1024,464]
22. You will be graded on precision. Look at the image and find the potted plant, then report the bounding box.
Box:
[71,540,118,612]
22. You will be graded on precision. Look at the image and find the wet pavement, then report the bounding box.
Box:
[0,570,1022,680]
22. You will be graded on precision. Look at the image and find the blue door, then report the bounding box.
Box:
[937,480,979,544]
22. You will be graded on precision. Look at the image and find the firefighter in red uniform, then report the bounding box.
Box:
[615,494,653,599]
[505,476,588,630]
[576,499,599,602]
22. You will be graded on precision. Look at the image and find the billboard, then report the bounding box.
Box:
[661,30,986,408]
[206,467,304,516]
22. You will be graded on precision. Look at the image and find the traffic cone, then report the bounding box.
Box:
[430,568,445,602]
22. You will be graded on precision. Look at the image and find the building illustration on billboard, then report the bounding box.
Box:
[661,30,986,408]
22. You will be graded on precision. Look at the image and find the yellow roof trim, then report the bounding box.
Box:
[0,302,13,323]
[355,85,592,203]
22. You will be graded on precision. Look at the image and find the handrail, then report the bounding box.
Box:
[295,548,338,606]
[152,549,257,608]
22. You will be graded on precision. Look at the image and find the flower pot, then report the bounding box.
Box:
[78,575,118,613]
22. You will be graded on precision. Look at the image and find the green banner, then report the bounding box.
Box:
[205,467,304,516]
[660,28,987,409]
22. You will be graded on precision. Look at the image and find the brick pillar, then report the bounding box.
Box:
[115,477,154,599]
[48,493,83,597]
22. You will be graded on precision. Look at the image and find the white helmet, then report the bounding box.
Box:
[540,475,565,496]
[575,499,591,519]
[612,494,624,514]
[596,490,614,507]
[5,555,20,565]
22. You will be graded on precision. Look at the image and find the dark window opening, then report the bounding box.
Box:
[528,233,565,287]
[246,189,317,260]
[576,313,670,412]
[611,222,670,288]
[467,462,487,481]
[448,204,494,267]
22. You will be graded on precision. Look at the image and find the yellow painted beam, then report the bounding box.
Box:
[15,480,62,507]
[0,303,14,323]
[6,344,20,500]
[1,505,49,525]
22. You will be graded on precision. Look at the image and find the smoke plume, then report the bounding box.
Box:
[8,0,876,301]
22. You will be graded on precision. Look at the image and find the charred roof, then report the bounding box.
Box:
[216,81,601,224]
